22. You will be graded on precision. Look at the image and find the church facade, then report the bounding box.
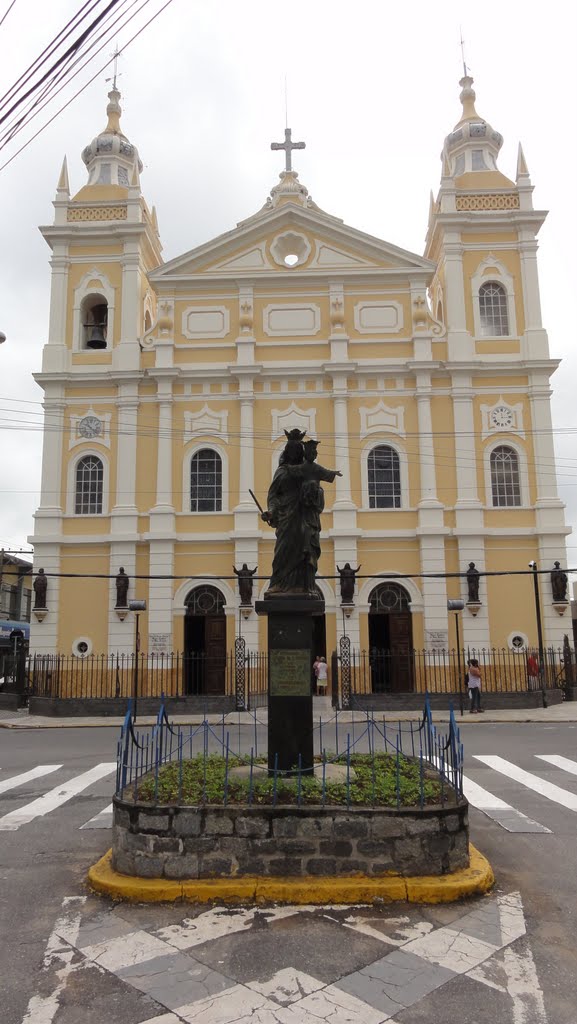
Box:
[29,75,571,690]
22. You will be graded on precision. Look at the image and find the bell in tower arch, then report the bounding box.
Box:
[85,303,108,349]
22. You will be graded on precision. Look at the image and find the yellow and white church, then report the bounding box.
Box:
[29,74,571,692]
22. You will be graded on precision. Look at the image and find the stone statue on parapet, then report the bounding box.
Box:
[551,561,568,602]
[337,562,361,604]
[234,563,258,605]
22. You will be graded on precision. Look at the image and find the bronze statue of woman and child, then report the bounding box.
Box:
[252,428,341,597]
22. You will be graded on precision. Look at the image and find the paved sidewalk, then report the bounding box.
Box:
[1,701,577,728]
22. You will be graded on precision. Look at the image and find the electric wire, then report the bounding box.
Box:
[0,0,17,30]
[0,0,175,172]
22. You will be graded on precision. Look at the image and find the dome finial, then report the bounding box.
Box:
[104,85,122,134]
[458,75,479,123]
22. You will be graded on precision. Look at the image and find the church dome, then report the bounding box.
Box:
[81,85,143,188]
[442,76,504,178]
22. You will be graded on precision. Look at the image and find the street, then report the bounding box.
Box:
[1,720,576,1023]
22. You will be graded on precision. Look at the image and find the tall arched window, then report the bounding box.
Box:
[368,445,401,508]
[490,445,521,506]
[479,281,509,337]
[190,448,222,512]
[75,455,103,514]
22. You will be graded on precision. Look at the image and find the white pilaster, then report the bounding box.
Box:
[529,379,563,505]
[151,377,175,513]
[537,536,571,647]
[113,383,138,514]
[456,537,489,650]
[443,236,474,360]
[419,534,449,647]
[452,377,480,507]
[415,374,441,507]
[113,244,141,371]
[147,540,175,649]
[37,389,65,515]
[331,375,354,512]
[42,245,69,373]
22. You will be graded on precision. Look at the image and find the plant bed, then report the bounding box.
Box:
[132,752,453,809]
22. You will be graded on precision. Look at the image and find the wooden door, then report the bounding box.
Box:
[204,616,226,694]
[388,612,414,692]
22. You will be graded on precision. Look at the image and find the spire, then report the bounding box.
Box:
[440,75,506,182]
[56,155,69,196]
[516,142,531,182]
[80,84,142,189]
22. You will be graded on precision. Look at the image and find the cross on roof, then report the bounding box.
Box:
[270,128,305,173]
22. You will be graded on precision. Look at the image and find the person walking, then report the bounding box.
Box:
[468,658,484,713]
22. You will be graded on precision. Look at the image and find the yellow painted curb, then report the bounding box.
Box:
[87,843,494,905]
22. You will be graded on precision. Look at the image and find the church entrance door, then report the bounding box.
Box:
[368,583,413,693]
[184,586,226,695]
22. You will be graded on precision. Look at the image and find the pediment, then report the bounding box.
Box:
[150,204,435,283]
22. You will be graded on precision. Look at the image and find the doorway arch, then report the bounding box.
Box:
[184,585,226,694]
[368,582,413,693]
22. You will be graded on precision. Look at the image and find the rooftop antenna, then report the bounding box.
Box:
[105,43,122,90]
[459,26,468,76]
[284,74,288,130]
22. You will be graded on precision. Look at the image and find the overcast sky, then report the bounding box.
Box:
[1,0,576,569]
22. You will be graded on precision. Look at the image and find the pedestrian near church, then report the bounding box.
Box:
[315,656,328,695]
[468,658,484,713]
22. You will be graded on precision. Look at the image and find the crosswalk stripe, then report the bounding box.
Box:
[80,803,113,829]
[474,755,577,813]
[535,754,577,776]
[461,775,551,833]
[0,764,62,795]
[0,763,116,832]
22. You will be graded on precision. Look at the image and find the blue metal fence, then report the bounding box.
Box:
[115,694,464,809]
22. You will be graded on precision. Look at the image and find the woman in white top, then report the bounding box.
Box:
[316,656,328,694]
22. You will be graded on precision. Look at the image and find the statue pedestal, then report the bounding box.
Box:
[255,594,324,776]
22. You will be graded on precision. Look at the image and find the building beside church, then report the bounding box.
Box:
[29,74,571,693]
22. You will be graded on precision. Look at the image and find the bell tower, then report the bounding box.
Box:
[30,84,163,654]
[425,75,570,648]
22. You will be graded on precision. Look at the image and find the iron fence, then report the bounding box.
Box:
[28,651,237,701]
[115,694,464,809]
[341,645,569,703]
[27,642,572,708]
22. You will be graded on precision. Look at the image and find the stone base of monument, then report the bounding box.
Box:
[109,796,470,882]
[229,763,357,784]
[255,593,325,776]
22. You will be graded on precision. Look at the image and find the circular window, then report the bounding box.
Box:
[508,632,528,653]
[72,636,93,658]
[270,231,311,269]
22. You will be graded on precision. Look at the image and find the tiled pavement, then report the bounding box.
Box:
[24,889,548,1024]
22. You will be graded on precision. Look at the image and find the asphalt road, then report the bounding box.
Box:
[1,722,576,1024]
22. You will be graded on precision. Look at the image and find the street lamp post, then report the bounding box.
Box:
[128,599,146,721]
[528,562,546,705]
[447,599,465,716]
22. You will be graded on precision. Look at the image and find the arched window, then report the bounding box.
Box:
[479,282,509,337]
[185,585,225,615]
[368,445,401,508]
[369,582,411,613]
[190,448,222,512]
[74,455,103,514]
[80,294,108,349]
[490,446,521,506]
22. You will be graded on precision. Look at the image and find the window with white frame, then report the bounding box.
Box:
[479,282,509,337]
[74,455,104,514]
[190,448,222,512]
[490,445,521,507]
[367,445,402,508]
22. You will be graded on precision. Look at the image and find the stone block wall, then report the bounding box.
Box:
[112,799,469,880]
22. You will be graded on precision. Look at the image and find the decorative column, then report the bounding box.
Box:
[331,373,359,650]
[113,244,141,371]
[148,376,176,653]
[451,378,480,508]
[233,371,258,649]
[37,392,65,516]
[41,244,69,374]
[442,235,474,360]
[415,374,448,647]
